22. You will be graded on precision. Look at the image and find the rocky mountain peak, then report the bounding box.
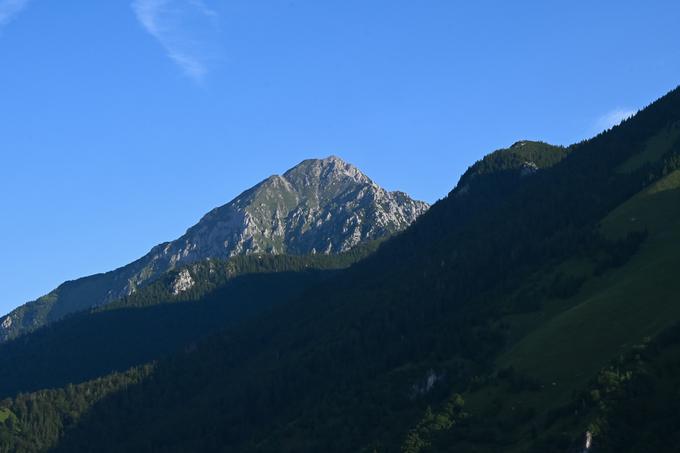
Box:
[173,156,427,263]
[283,156,373,189]
[0,156,429,341]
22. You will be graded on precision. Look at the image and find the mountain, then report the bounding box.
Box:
[2,85,680,452]
[0,143,569,401]
[0,156,428,341]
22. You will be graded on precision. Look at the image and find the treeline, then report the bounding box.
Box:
[0,365,152,453]
[106,240,381,310]
[0,245,379,399]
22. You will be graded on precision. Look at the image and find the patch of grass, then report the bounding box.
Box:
[0,407,11,423]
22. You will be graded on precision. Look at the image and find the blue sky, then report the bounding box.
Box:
[1,0,680,315]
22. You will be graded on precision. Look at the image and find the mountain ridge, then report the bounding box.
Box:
[0,156,428,341]
[0,141,573,402]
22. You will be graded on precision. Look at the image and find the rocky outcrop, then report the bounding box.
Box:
[171,269,195,295]
[117,156,428,295]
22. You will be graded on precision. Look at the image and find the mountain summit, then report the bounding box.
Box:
[0,156,428,341]
[157,156,428,263]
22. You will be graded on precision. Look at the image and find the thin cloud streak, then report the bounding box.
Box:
[596,108,636,131]
[188,0,217,18]
[132,0,219,82]
[0,0,30,27]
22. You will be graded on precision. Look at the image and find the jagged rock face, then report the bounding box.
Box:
[0,156,428,341]
[123,157,428,293]
[520,161,539,177]
[171,269,195,295]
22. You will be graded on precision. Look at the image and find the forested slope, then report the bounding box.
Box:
[0,246,379,399]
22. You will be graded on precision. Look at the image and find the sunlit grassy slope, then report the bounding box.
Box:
[496,169,680,407]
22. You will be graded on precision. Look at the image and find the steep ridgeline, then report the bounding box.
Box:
[0,157,428,342]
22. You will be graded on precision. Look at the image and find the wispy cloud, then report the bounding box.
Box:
[596,108,637,131]
[0,0,30,27]
[132,0,220,82]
